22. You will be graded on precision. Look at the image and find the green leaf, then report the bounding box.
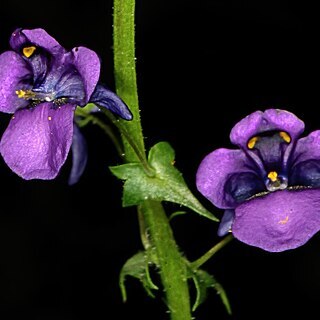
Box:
[191,269,231,314]
[119,251,158,302]
[110,141,218,221]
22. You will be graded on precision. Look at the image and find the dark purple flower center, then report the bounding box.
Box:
[224,129,308,204]
[15,44,86,108]
[246,130,291,191]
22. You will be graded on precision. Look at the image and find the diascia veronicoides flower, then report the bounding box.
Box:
[196,109,320,252]
[0,28,132,183]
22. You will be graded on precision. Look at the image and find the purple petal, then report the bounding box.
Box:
[0,103,74,180]
[290,130,320,187]
[217,209,235,236]
[293,130,320,163]
[230,109,305,148]
[90,84,133,120]
[10,28,64,55]
[70,47,101,102]
[232,189,320,252]
[0,51,32,113]
[196,148,261,208]
[25,46,51,86]
[68,125,88,185]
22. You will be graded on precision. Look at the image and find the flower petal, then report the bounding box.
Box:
[25,47,51,87]
[70,47,101,102]
[0,103,74,180]
[90,84,133,120]
[196,148,264,208]
[232,189,320,252]
[0,51,32,113]
[230,109,305,148]
[10,28,64,54]
[293,130,320,163]
[291,130,320,187]
[68,124,88,185]
[217,209,235,236]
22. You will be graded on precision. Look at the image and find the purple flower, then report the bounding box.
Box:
[0,28,132,181]
[196,109,320,252]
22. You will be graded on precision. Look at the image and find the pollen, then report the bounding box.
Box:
[279,131,291,143]
[15,90,26,98]
[48,116,52,121]
[247,136,259,149]
[15,89,35,99]
[22,46,36,58]
[268,171,278,182]
[278,216,289,224]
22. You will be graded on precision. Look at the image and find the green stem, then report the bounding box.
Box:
[113,1,192,319]
[190,235,233,271]
[141,201,192,319]
[101,109,155,177]
[113,0,145,161]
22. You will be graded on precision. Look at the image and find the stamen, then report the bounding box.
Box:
[53,98,68,106]
[279,131,291,143]
[15,90,36,100]
[267,171,278,182]
[22,46,36,58]
[247,136,259,149]
[16,89,56,103]
[15,90,26,98]
[266,171,288,192]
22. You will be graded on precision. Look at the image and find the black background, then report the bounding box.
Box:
[1,1,320,319]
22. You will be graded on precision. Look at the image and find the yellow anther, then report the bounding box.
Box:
[15,89,26,98]
[247,136,259,149]
[15,89,35,99]
[268,171,278,182]
[22,46,36,58]
[279,131,291,143]
[48,116,52,121]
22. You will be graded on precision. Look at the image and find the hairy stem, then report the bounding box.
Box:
[141,201,191,319]
[101,109,155,177]
[113,1,192,319]
[113,0,145,161]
